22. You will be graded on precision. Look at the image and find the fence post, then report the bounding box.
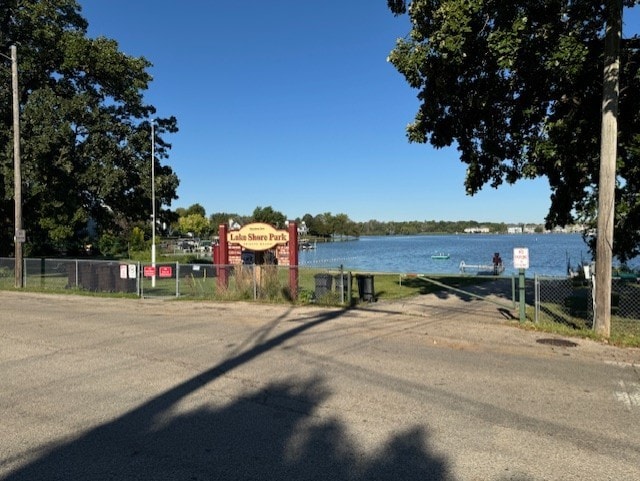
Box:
[518,268,526,322]
[534,274,539,323]
[176,262,180,297]
[140,262,144,298]
[253,265,258,300]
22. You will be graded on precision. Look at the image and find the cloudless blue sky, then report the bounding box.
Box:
[80,1,640,224]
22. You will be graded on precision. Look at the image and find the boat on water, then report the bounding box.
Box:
[431,253,450,260]
[300,241,316,251]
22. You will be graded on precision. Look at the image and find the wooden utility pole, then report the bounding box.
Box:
[594,0,622,338]
[11,45,23,288]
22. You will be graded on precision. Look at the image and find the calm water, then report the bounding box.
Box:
[299,234,606,277]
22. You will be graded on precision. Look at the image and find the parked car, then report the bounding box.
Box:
[198,240,212,252]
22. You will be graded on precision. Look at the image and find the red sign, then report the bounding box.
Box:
[143,266,156,277]
[159,266,173,278]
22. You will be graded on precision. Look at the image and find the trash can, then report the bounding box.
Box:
[356,274,375,302]
[314,273,333,299]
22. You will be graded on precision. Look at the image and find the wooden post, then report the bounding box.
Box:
[11,46,23,288]
[594,0,622,338]
[288,221,298,299]
[217,224,229,289]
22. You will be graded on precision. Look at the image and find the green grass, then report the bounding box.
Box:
[533,297,640,348]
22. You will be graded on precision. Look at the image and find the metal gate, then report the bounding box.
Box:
[427,275,517,309]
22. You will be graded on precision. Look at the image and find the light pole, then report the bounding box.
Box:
[151,120,156,287]
[1,46,23,288]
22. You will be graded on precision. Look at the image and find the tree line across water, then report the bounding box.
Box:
[174,204,541,239]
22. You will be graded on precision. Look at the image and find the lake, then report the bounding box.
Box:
[298,234,606,277]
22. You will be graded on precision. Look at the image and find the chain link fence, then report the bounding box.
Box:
[3,258,639,338]
[535,274,640,338]
[0,258,356,304]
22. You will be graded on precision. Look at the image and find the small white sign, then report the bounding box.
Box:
[15,229,26,243]
[513,247,530,269]
[120,264,128,279]
[128,264,137,279]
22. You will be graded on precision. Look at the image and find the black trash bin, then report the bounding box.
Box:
[356,274,375,301]
[314,273,333,299]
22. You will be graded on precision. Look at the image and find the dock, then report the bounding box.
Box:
[459,261,505,275]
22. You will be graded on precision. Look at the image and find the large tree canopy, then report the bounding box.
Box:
[387,0,640,261]
[0,0,179,255]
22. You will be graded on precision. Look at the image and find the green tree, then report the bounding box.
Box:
[309,213,331,238]
[129,226,146,252]
[178,214,210,238]
[209,212,239,233]
[386,0,640,261]
[0,0,179,256]
[251,206,287,228]
[98,232,126,258]
[185,203,206,217]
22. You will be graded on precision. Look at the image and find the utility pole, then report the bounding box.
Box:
[594,0,622,338]
[11,46,23,288]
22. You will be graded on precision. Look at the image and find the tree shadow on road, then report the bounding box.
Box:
[397,276,532,310]
[3,308,454,481]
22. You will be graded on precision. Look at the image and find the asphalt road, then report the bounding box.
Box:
[1,291,639,481]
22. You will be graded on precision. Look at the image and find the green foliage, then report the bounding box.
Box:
[178,214,211,237]
[387,1,640,261]
[130,227,146,252]
[0,0,179,256]
[209,212,239,233]
[184,203,206,217]
[98,232,127,257]
[303,212,360,238]
[251,206,287,228]
[297,288,315,304]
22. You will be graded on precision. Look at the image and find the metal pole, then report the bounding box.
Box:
[11,46,23,288]
[519,268,526,322]
[151,121,156,287]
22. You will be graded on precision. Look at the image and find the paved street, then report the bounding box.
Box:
[1,291,639,480]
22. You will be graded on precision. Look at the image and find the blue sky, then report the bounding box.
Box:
[80,1,640,224]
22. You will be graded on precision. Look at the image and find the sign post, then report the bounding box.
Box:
[513,247,530,322]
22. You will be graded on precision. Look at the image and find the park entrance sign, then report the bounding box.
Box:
[227,223,289,251]
[214,221,299,298]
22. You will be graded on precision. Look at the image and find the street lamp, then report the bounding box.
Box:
[151,120,156,287]
[1,46,23,288]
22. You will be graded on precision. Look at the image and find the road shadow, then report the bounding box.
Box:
[3,308,453,481]
[401,276,532,305]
